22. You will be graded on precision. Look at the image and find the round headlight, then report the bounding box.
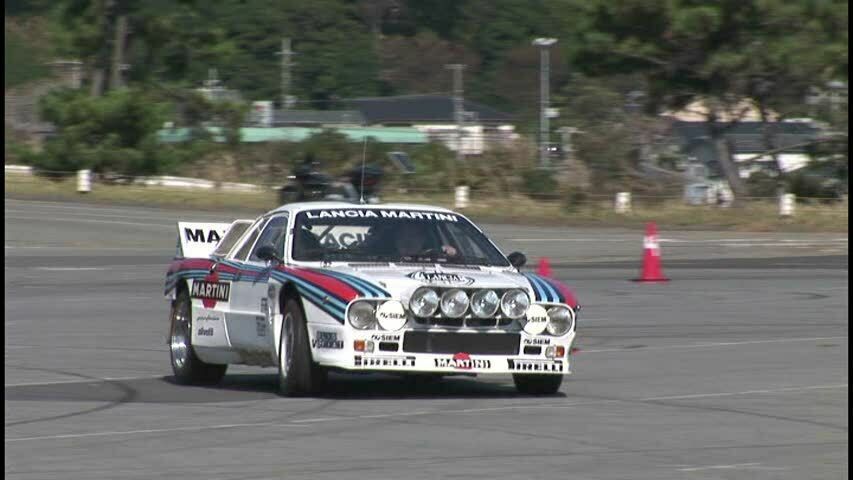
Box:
[376,300,407,331]
[470,290,500,318]
[500,289,530,319]
[410,288,440,317]
[546,306,574,336]
[440,289,469,318]
[347,301,376,330]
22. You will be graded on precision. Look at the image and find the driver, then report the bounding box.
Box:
[395,222,458,258]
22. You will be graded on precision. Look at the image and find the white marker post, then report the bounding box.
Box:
[77,169,92,193]
[455,185,469,209]
[615,192,631,213]
[779,193,795,217]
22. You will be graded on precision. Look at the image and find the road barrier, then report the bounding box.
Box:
[77,169,91,193]
[779,193,796,216]
[455,185,470,209]
[615,192,631,213]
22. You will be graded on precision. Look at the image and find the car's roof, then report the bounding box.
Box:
[267,201,457,216]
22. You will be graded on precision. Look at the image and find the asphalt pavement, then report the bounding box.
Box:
[4,198,849,480]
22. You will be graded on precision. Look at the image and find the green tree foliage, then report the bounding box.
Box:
[32,87,167,174]
[8,0,847,193]
[5,26,50,88]
[570,0,848,198]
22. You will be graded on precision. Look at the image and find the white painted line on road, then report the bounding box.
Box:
[642,383,848,401]
[5,245,167,250]
[5,209,170,221]
[507,237,847,244]
[5,383,844,442]
[4,199,233,219]
[579,336,848,354]
[722,242,843,247]
[678,463,762,472]
[5,216,172,228]
[4,375,164,388]
[25,265,162,272]
[508,238,634,242]
[5,422,310,443]
[292,400,619,426]
[32,267,108,271]
[291,417,347,423]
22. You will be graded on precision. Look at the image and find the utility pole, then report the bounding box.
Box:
[109,13,128,90]
[446,64,465,164]
[533,38,557,169]
[277,38,294,109]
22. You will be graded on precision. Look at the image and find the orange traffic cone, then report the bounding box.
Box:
[633,222,669,282]
[537,257,553,278]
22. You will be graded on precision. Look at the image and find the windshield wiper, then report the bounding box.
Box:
[449,256,494,266]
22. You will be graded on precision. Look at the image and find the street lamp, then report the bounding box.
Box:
[533,37,557,169]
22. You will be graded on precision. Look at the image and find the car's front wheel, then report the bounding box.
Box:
[277,298,327,396]
[169,289,227,385]
[512,374,563,395]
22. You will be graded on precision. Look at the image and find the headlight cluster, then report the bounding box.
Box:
[408,288,530,319]
[347,300,408,331]
[353,289,574,336]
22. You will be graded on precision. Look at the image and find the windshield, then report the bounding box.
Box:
[292,208,510,267]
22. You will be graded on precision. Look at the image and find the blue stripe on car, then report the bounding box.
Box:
[316,269,390,298]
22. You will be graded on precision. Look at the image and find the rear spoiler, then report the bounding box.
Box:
[176,222,234,259]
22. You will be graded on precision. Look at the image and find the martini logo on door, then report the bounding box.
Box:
[191,273,230,309]
[408,271,474,286]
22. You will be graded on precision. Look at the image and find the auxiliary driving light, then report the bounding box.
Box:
[471,290,500,318]
[500,290,530,319]
[440,289,469,318]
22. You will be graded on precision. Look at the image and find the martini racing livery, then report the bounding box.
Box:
[165,202,579,395]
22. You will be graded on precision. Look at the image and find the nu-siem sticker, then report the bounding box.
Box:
[191,273,230,309]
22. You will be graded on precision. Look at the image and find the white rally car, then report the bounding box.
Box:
[165,202,579,396]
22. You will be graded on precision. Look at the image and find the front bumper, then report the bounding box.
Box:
[350,352,571,375]
[308,324,575,375]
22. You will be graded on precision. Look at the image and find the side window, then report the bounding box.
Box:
[249,215,289,262]
[233,219,267,261]
[212,220,253,257]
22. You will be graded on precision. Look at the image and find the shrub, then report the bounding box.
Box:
[521,168,560,200]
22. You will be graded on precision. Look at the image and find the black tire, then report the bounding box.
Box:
[169,289,227,385]
[512,374,563,395]
[278,298,327,396]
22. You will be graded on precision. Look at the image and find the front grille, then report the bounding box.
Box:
[413,317,515,328]
[403,331,520,355]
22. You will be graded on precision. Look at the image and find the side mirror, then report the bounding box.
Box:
[507,252,527,268]
[256,244,280,263]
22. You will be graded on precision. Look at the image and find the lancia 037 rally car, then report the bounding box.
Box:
[165,202,579,396]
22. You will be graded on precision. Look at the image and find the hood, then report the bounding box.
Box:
[324,264,577,308]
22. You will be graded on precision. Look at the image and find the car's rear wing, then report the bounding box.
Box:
[176,220,252,259]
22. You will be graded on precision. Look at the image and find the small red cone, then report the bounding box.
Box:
[633,222,669,282]
[537,257,553,278]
